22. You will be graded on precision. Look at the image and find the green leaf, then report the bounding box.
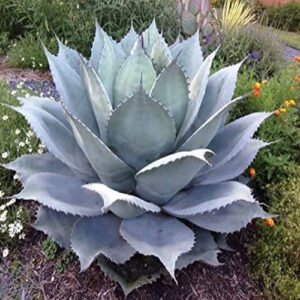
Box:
[34,206,78,249]
[150,60,189,130]
[64,109,135,192]
[107,86,176,170]
[114,44,156,107]
[84,183,160,219]
[181,10,198,35]
[163,181,254,217]
[2,153,74,184]
[135,149,213,205]
[71,214,136,271]
[15,173,103,217]
[120,213,195,281]
[186,200,272,233]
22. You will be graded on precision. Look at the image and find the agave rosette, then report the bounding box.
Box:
[3,20,272,293]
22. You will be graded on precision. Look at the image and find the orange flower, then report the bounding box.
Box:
[265,218,275,228]
[254,82,261,89]
[295,76,300,83]
[254,89,261,97]
[249,167,256,178]
[275,109,281,117]
[294,56,300,63]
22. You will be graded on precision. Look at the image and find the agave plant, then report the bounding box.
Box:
[2,20,273,295]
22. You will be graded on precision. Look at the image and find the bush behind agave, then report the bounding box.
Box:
[2,20,273,295]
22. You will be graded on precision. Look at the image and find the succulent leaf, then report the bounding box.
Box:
[119,24,139,55]
[150,60,189,130]
[114,44,156,107]
[15,173,104,216]
[176,228,221,270]
[90,22,105,71]
[215,234,235,252]
[71,214,136,271]
[84,183,160,219]
[181,10,198,35]
[151,37,172,73]
[107,86,176,170]
[163,181,254,217]
[120,213,195,281]
[64,109,135,192]
[135,149,213,205]
[80,61,112,141]
[186,200,272,233]
[2,152,75,184]
[142,19,161,56]
[189,0,203,15]
[34,206,78,249]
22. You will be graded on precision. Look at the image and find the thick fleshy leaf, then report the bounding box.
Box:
[90,22,105,71]
[120,213,195,280]
[176,49,218,144]
[34,206,78,249]
[176,228,221,269]
[15,173,103,216]
[114,45,156,106]
[192,61,244,130]
[170,31,203,79]
[71,214,136,271]
[2,152,74,184]
[98,33,126,101]
[84,183,160,219]
[56,37,81,74]
[45,48,99,135]
[186,200,272,233]
[215,234,235,252]
[80,61,112,141]
[204,112,272,170]
[64,110,135,192]
[107,86,176,170]
[6,99,97,182]
[163,181,254,217]
[135,149,213,205]
[181,10,198,35]
[142,19,161,56]
[119,24,138,55]
[195,139,269,185]
[179,96,243,151]
[151,37,172,73]
[150,60,189,130]
[189,0,203,15]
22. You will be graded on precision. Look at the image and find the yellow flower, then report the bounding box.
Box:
[261,80,268,85]
[265,218,275,228]
[289,99,296,107]
[280,108,287,113]
[254,82,261,90]
[284,100,290,107]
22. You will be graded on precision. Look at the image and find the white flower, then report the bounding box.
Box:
[26,130,34,138]
[2,248,9,258]
[11,90,16,96]
[39,92,44,97]
[1,152,9,159]
[38,149,43,154]
[0,224,7,233]
[19,233,26,240]
[0,205,5,210]
[25,93,30,98]
[6,198,16,207]
[8,221,23,238]
[25,138,30,145]
[0,210,7,222]
[28,148,32,153]
[39,63,43,67]
[19,142,25,148]
[77,4,80,8]
[2,115,8,121]
[15,129,21,135]
[13,174,18,181]
[21,57,25,61]
[0,190,4,198]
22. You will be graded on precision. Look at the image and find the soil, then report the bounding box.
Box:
[0,57,267,300]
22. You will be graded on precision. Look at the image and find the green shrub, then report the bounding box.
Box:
[214,24,285,79]
[264,3,300,33]
[248,168,300,300]
[7,33,57,70]
[0,32,11,55]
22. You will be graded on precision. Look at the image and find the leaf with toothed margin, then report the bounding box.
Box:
[170,30,203,80]
[98,32,126,101]
[6,99,97,182]
[215,234,235,252]
[163,181,255,217]
[71,214,136,271]
[97,255,164,297]
[186,200,273,233]
[64,109,135,192]
[195,139,270,185]
[84,183,160,219]
[56,36,81,74]
[119,24,138,56]
[150,59,189,130]
[90,21,105,71]
[179,96,244,151]
[192,61,244,132]
[2,152,75,184]
[80,61,112,142]
[201,112,272,172]
[44,47,99,135]
[15,173,104,216]
[34,206,78,250]
[135,149,213,205]
[107,86,176,170]
[142,19,161,56]
[176,228,222,270]
[114,44,156,107]
[120,213,195,281]
[151,34,172,73]
[169,36,180,52]
[176,49,218,144]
